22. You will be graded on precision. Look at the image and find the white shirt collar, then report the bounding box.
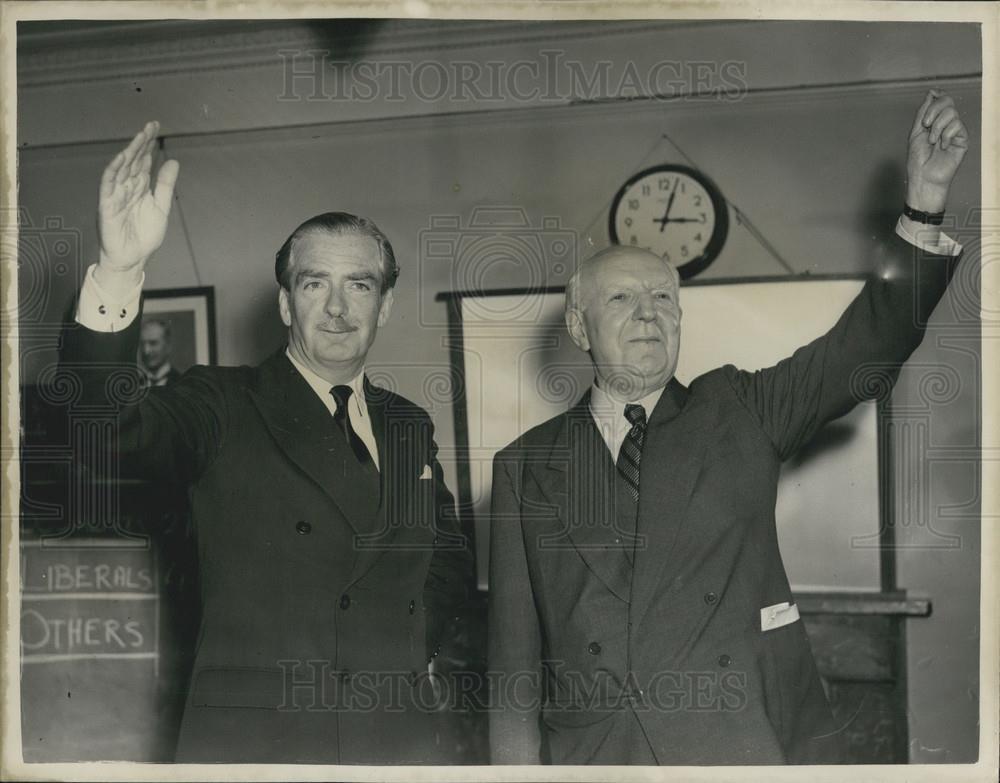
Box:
[284,349,366,418]
[588,381,666,459]
[143,362,173,382]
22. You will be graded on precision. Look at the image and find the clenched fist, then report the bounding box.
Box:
[906,90,968,213]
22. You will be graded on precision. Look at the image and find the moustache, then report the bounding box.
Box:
[319,320,358,334]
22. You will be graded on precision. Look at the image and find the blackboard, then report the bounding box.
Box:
[20,537,168,760]
[18,390,199,763]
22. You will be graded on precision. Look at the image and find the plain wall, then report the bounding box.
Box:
[15,19,983,763]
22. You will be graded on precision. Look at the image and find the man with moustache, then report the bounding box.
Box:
[60,121,472,763]
[488,91,969,764]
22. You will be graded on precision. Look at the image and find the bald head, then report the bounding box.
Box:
[565,245,680,314]
[564,245,683,401]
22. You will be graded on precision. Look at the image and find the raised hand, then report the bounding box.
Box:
[97,121,180,280]
[907,90,968,213]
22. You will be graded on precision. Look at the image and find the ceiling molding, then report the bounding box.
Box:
[17,18,714,88]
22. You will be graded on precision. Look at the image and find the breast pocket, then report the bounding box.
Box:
[761,602,800,632]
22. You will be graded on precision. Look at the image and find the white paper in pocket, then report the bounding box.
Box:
[419,464,433,480]
[760,601,800,632]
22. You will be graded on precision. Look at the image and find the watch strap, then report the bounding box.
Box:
[903,203,945,225]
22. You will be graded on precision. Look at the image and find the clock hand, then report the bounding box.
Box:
[660,217,702,223]
[654,179,680,232]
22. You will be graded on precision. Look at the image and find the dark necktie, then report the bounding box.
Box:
[330,385,373,466]
[617,403,647,501]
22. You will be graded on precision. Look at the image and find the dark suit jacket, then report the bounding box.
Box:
[162,365,181,385]
[488,233,960,765]
[61,316,473,764]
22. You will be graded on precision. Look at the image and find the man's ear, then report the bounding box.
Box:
[565,308,590,352]
[377,288,394,327]
[278,287,292,328]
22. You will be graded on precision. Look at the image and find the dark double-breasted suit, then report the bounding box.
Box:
[488,233,960,765]
[61,315,472,764]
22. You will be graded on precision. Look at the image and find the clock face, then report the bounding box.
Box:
[609,164,728,279]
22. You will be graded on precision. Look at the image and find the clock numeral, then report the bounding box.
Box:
[681,245,689,258]
[700,212,707,223]
[624,217,633,227]
[658,178,671,191]
[641,184,651,196]
[694,232,702,242]
[680,182,686,193]
[662,251,671,262]
[693,195,702,207]
[630,235,638,245]
[628,199,640,210]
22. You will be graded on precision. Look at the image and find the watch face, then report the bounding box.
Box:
[609,164,728,279]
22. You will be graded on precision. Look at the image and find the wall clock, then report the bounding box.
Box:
[608,164,729,279]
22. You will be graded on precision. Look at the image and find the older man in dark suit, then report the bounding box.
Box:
[488,91,969,764]
[61,123,472,763]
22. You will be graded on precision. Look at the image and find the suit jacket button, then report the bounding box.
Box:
[296,520,311,534]
[704,591,718,605]
[588,642,602,655]
[409,600,416,614]
[718,654,732,667]
[340,594,351,610]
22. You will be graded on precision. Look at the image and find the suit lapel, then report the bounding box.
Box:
[248,350,372,537]
[345,378,414,585]
[530,393,632,603]
[629,378,714,627]
[364,376,388,512]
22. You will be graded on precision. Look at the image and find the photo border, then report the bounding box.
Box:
[1,3,996,783]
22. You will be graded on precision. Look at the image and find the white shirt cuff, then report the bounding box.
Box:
[895,216,963,257]
[75,263,144,332]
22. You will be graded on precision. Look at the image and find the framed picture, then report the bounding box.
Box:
[139,287,217,380]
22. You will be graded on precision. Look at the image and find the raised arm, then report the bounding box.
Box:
[901,89,969,241]
[728,90,969,459]
[94,121,179,299]
[60,123,223,484]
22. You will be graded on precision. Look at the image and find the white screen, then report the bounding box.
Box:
[460,278,880,592]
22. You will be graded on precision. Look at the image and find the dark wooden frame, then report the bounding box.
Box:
[141,286,218,367]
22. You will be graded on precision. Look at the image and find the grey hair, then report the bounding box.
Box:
[564,265,585,315]
[564,246,679,317]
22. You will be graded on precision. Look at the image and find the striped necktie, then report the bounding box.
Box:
[616,403,647,501]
